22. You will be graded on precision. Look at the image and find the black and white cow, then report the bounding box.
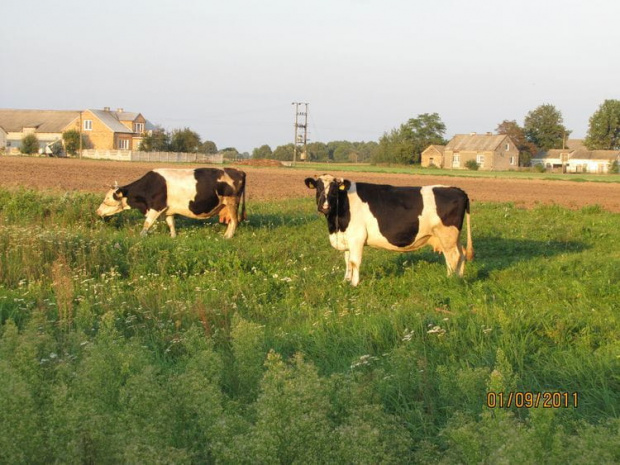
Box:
[305,174,473,286]
[96,167,246,238]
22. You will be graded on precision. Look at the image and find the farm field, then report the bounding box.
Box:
[0,156,619,463]
[1,155,620,210]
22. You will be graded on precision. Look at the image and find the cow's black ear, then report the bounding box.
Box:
[114,188,127,200]
[339,180,351,191]
[304,178,317,189]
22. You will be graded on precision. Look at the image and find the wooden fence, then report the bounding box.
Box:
[81,150,223,164]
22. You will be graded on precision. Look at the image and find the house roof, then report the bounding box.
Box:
[0,109,79,133]
[426,144,445,153]
[88,109,134,134]
[445,133,510,151]
[566,139,586,150]
[533,146,620,161]
[115,111,141,122]
[570,148,620,161]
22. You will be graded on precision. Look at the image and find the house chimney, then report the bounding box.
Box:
[486,132,492,136]
[116,108,124,113]
[104,106,110,111]
[469,132,476,136]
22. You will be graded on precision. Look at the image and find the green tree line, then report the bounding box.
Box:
[43,99,620,165]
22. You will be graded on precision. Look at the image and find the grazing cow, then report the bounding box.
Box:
[96,167,246,238]
[305,174,473,286]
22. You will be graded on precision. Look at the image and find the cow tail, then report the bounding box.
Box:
[240,173,247,221]
[465,197,474,261]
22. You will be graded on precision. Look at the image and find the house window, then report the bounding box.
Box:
[506,143,510,151]
[83,120,93,131]
[118,139,130,150]
[133,122,144,133]
[476,154,485,166]
[510,156,516,165]
[452,154,460,168]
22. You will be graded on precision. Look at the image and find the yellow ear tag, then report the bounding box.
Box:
[339,184,346,191]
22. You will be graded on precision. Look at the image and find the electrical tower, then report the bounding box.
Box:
[292,102,309,164]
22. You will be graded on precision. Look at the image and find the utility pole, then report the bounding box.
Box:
[292,102,309,165]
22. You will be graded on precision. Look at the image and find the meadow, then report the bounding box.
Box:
[0,187,619,463]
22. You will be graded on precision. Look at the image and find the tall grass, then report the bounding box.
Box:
[0,188,618,463]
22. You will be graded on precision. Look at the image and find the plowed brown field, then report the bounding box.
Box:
[1,156,619,212]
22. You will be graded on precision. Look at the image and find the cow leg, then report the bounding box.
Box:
[222,197,239,239]
[343,250,352,282]
[435,226,465,277]
[434,227,465,277]
[347,241,364,287]
[165,215,177,238]
[141,209,164,236]
[442,246,463,276]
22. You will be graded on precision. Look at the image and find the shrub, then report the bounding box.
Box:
[533,163,546,173]
[62,129,81,156]
[20,134,40,155]
[465,159,479,170]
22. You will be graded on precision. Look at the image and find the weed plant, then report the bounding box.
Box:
[0,188,618,463]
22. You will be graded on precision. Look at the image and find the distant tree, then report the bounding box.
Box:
[496,120,537,166]
[62,129,84,156]
[170,128,201,153]
[584,99,620,150]
[201,140,218,154]
[20,133,40,155]
[221,147,239,161]
[139,128,170,152]
[252,144,273,159]
[329,141,355,163]
[524,104,570,151]
[356,141,378,163]
[273,144,295,161]
[373,113,447,164]
[306,142,329,162]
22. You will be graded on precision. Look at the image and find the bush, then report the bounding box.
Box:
[609,160,619,174]
[465,159,479,171]
[20,134,40,155]
[533,163,546,173]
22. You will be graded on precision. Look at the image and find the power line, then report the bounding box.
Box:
[292,102,308,165]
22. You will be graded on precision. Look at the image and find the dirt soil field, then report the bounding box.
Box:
[1,156,619,212]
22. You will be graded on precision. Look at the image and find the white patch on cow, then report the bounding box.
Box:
[154,169,205,219]
[96,189,130,217]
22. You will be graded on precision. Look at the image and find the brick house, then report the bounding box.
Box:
[420,145,445,168]
[0,109,80,154]
[0,107,149,155]
[422,133,519,171]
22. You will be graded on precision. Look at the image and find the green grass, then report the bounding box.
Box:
[287,162,620,183]
[0,188,619,463]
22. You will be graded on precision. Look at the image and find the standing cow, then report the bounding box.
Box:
[96,167,246,238]
[305,174,473,286]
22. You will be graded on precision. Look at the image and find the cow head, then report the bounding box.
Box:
[304,174,351,215]
[96,186,130,217]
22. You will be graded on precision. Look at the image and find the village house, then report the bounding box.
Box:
[421,133,519,171]
[0,107,150,155]
[531,140,619,173]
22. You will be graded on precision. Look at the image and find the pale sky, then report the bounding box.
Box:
[2,0,619,153]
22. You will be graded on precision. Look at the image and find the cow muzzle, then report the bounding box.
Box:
[96,204,122,217]
[318,202,330,215]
